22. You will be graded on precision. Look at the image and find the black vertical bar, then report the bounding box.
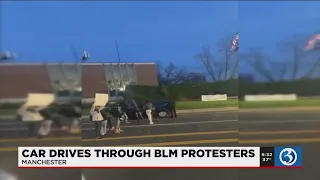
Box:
[260,147,275,167]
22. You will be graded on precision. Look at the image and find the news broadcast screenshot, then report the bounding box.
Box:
[1,1,319,180]
[18,146,302,168]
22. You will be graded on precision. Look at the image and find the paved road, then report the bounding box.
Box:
[0,110,319,180]
[82,110,320,180]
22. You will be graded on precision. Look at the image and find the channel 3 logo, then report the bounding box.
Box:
[275,147,302,167]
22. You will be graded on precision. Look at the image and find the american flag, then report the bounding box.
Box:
[304,33,320,50]
[230,32,239,52]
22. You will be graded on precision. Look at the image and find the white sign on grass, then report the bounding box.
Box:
[244,94,297,101]
[201,94,227,101]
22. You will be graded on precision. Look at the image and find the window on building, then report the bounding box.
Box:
[103,63,138,97]
[46,64,81,96]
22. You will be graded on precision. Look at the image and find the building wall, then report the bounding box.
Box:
[0,64,53,99]
[81,63,159,98]
[82,64,109,98]
[0,63,158,99]
[134,63,158,86]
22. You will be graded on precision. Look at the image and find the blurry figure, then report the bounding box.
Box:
[110,103,123,133]
[100,103,114,135]
[143,100,154,125]
[37,120,53,137]
[81,173,86,180]
[0,169,18,180]
[45,103,69,132]
[57,101,81,134]
[103,103,114,131]
[119,101,130,124]
[132,99,144,121]
[90,103,104,139]
[70,117,80,134]
[168,99,177,118]
[17,103,48,137]
[124,95,144,121]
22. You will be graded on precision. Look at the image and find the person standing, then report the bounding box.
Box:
[90,103,104,139]
[132,99,144,122]
[66,101,82,134]
[168,99,177,118]
[119,101,130,124]
[143,100,154,125]
[18,104,47,137]
[101,103,114,132]
[110,103,123,133]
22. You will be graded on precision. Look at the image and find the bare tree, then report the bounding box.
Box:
[242,34,320,81]
[277,35,308,80]
[194,36,238,81]
[302,42,320,79]
[157,62,188,85]
[277,34,320,79]
[194,47,218,81]
[157,61,207,84]
[241,47,275,82]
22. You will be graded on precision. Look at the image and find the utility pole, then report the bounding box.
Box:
[115,40,124,97]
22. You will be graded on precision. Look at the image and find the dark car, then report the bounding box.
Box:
[17,100,81,123]
[150,100,172,118]
[125,100,171,120]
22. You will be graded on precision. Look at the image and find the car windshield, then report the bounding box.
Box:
[152,101,168,106]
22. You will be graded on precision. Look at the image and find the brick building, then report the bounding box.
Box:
[0,62,158,100]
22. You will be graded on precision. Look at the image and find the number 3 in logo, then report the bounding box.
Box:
[279,148,297,166]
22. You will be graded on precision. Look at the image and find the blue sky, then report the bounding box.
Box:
[1,1,320,75]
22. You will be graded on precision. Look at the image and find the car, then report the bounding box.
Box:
[124,100,171,120]
[151,100,171,118]
[16,100,81,122]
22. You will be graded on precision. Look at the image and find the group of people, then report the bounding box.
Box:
[90,103,122,139]
[17,96,177,139]
[90,100,156,139]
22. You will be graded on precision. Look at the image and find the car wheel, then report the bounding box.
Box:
[158,110,168,118]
